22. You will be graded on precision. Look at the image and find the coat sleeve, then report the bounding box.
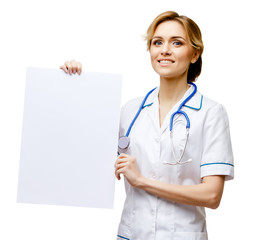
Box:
[200,103,234,181]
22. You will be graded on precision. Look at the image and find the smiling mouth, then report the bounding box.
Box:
[158,60,174,64]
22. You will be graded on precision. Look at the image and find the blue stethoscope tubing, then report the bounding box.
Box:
[126,87,157,137]
[117,87,157,150]
[118,82,197,165]
[170,81,197,131]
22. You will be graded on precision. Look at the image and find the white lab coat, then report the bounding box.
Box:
[116,85,234,240]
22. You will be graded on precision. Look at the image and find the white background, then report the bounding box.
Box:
[0,0,252,239]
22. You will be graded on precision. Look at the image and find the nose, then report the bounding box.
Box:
[161,43,172,55]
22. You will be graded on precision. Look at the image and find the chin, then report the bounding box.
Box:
[156,69,188,81]
[156,71,177,79]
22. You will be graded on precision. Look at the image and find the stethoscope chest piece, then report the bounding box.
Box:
[118,136,130,150]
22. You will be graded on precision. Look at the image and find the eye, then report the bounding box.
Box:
[172,41,182,46]
[152,40,163,46]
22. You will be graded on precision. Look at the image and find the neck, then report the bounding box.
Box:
[158,76,189,105]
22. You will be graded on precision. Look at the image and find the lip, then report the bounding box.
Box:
[157,58,175,66]
[157,58,175,63]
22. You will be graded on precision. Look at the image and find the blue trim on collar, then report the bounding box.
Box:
[184,95,203,110]
[142,102,153,108]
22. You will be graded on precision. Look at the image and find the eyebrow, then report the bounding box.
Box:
[152,36,186,41]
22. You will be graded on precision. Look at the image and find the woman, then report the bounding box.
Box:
[60,11,234,240]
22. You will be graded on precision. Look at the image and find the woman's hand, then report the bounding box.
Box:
[60,60,82,75]
[115,153,143,187]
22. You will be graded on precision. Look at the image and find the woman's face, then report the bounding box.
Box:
[150,20,198,81]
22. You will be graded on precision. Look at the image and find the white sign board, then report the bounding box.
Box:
[17,67,122,209]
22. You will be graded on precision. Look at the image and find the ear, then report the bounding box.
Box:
[191,49,200,64]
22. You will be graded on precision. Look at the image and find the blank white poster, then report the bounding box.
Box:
[17,67,122,209]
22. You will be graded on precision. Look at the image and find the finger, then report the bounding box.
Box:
[76,62,82,75]
[115,167,123,180]
[116,174,121,180]
[70,59,77,74]
[115,169,121,180]
[115,158,128,167]
[118,153,131,160]
[60,65,68,73]
[116,167,126,175]
[115,162,128,171]
[118,154,127,160]
[116,167,127,180]
[65,61,72,75]
[119,153,128,157]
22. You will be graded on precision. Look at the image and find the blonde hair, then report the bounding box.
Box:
[144,11,204,82]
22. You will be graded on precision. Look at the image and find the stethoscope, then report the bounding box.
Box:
[118,82,197,165]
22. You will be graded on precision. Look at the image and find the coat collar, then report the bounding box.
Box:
[143,84,203,134]
[144,84,203,110]
[183,85,203,110]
